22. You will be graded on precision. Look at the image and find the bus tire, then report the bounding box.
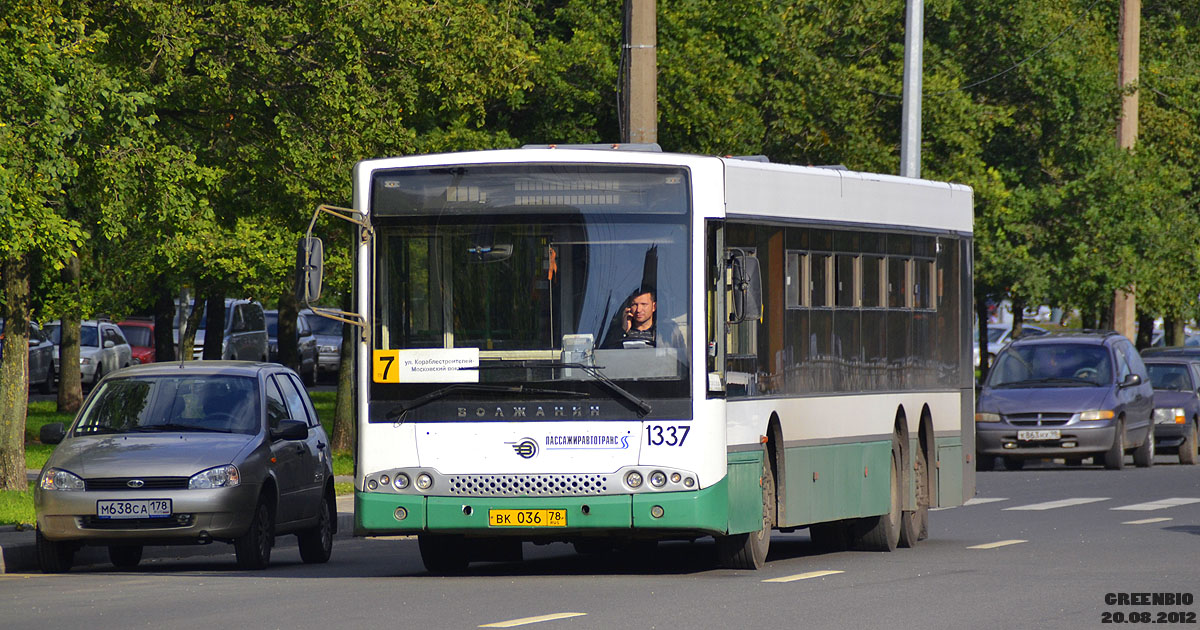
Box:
[899,444,929,547]
[716,446,773,569]
[809,521,850,551]
[856,438,901,552]
[419,534,470,574]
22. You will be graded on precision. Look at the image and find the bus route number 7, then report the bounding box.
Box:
[646,424,690,447]
[373,350,401,383]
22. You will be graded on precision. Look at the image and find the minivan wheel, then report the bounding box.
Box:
[1133,429,1155,468]
[1104,420,1126,470]
[1180,422,1197,466]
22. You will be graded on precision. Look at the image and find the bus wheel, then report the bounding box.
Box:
[856,438,901,552]
[716,447,773,569]
[900,445,929,547]
[809,521,850,551]
[418,534,469,574]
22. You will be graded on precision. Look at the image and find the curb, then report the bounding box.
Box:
[1,496,354,574]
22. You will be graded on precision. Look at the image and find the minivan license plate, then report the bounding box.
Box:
[96,499,172,519]
[1017,430,1061,441]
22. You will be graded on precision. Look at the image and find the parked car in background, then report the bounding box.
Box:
[1143,358,1200,465]
[117,318,156,364]
[0,318,56,393]
[34,361,335,572]
[265,310,318,385]
[974,323,1048,366]
[45,320,133,388]
[975,330,1155,471]
[302,309,344,380]
[187,299,269,362]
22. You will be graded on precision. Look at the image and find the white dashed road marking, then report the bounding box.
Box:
[762,570,845,583]
[1122,517,1173,525]
[1111,497,1200,511]
[1004,497,1109,511]
[480,613,587,628]
[932,497,1008,511]
[968,539,1027,549]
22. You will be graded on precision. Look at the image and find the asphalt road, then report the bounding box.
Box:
[2,456,1198,630]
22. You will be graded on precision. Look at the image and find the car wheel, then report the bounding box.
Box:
[716,444,774,569]
[298,495,334,564]
[1133,429,1155,468]
[418,534,470,574]
[36,527,74,574]
[234,499,274,570]
[1104,420,1126,470]
[108,544,143,569]
[1180,422,1198,466]
[302,358,317,387]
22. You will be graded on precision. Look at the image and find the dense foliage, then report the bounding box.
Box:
[3,0,1198,488]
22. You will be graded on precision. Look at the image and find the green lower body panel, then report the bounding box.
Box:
[356,478,730,537]
[779,440,893,528]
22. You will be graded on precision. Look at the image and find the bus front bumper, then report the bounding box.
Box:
[355,479,730,538]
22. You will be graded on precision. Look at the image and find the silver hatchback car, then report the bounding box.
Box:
[34,361,335,572]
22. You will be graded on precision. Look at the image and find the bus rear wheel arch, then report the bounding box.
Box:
[716,442,775,569]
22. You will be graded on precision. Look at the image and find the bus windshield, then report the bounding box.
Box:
[372,164,690,397]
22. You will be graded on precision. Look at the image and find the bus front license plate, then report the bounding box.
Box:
[1017,430,1061,441]
[488,509,567,527]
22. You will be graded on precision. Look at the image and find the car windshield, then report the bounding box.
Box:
[80,325,98,347]
[988,343,1112,387]
[73,375,260,436]
[1147,364,1192,391]
[118,325,153,347]
[307,316,342,336]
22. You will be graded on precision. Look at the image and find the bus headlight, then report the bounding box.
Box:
[625,471,643,489]
[393,474,410,490]
[648,471,667,488]
[416,473,433,490]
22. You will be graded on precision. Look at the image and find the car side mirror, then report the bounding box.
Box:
[103,339,115,349]
[40,422,66,445]
[1121,373,1142,388]
[271,419,309,441]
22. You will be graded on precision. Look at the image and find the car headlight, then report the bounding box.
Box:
[188,465,241,489]
[40,468,85,491]
[1079,410,1115,422]
[974,412,1002,423]
[79,357,92,365]
[1153,408,1186,424]
[319,345,337,354]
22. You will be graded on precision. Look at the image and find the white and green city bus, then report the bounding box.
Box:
[301,145,974,572]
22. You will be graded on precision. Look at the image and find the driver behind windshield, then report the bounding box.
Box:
[602,287,684,350]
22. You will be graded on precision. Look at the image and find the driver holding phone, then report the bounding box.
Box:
[619,289,658,348]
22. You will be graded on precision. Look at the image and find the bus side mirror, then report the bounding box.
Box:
[728,250,762,324]
[296,237,324,303]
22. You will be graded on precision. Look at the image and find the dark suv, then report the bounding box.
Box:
[976,331,1154,470]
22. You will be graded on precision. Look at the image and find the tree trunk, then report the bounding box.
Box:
[56,255,83,413]
[1165,315,1184,347]
[1135,311,1155,349]
[331,294,355,452]
[0,255,31,491]
[203,291,225,360]
[277,291,300,370]
[1011,297,1026,339]
[180,296,205,361]
[154,283,176,362]
[976,296,990,382]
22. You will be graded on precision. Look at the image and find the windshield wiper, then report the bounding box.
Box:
[994,377,1095,388]
[387,383,591,421]
[131,423,232,433]
[477,360,653,418]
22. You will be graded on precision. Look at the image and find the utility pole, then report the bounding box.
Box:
[622,0,657,144]
[899,0,924,178]
[1112,0,1139,339]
